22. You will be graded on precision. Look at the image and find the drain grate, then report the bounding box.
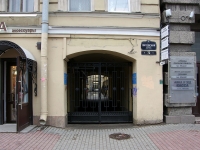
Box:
[109,133,131,140]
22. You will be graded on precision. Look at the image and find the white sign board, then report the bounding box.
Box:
[161,25,169,39]
[161,49,169,61]
[161,37,169,50]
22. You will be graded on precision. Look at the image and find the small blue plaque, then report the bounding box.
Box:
[64,73,67,85]
[132,73,137,84]
[141,40,157,50]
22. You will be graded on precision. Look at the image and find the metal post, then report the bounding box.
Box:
[40,0,49,125]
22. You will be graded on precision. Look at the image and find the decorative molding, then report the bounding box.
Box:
[0,26,160,36]
[48,27,160,36]
[49,12,159,19]
[0,14,38,17]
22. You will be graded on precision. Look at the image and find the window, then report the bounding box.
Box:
[69,0,91,12]
[108,0,130,12]
[8,0,34,12]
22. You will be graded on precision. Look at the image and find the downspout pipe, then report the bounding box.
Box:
[39,0,49,125]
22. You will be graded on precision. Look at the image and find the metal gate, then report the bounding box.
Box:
[68,62,132,123]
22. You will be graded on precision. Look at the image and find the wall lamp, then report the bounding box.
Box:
[165,9,172,18]
[189,11,194,19]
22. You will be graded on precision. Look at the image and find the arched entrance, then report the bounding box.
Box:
[67,53,133,123]
[0,40,37,132]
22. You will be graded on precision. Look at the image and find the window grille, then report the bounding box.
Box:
[108,0,129,12]
[69,0,91,12]
[9,0,34,12]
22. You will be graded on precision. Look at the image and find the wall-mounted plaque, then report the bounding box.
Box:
[169,56,196,104]
[141,51,156,55]
[141,40,156,50]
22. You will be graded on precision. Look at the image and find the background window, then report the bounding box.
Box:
[69,0,91,11]
[9,0,34,12]
[108,0,129,12]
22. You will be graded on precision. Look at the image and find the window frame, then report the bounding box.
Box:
[107,0,131,13]
[68,0,93,12]
[7,0,37,13]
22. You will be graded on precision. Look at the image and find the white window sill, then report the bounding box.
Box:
[0,13,38,17]
[107,11,131,13]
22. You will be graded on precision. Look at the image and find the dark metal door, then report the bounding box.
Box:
[5,62,17,123]
[192,63,200,116]
[68,62,132,123]
[16,57,31,131]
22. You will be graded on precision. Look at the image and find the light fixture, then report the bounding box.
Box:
[189,11,194,19]
[13,70,17,76]
[165,9,172,18]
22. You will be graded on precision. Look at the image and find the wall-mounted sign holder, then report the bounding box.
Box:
[141,40,157,55]
[141,51,156,55]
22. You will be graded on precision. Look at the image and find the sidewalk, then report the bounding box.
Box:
[0,124,200,150]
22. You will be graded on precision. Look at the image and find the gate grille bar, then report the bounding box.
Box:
[68,62,132,123]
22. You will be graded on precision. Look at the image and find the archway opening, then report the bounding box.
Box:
[0,40,37,132]
[67,52,133,123]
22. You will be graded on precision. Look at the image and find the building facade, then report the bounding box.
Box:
[160,0,200,123]
[0,0,162,131]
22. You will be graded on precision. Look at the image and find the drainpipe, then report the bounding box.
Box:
[39,0,49,125]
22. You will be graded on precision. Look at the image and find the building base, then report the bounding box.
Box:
[33,116,67,128]
[164,115,195,124]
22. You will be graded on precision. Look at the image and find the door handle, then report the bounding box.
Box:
[18,77,24,109]
[17,94,22,109]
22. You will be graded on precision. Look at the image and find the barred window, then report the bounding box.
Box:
[8,0,34,12]
[69,0,91,12]
[108,0,130,12]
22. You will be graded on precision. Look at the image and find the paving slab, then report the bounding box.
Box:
[0,124,16,132]
[20,125,37,133]
[0,124,200,150]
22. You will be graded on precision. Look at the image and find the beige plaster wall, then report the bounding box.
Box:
[135,47,163,124]
[41,0,160,14]
[0,33,162,124]
[48,16,159,28]
[141,0,159,4]
[46,37,67,116]
[66,35,163,124]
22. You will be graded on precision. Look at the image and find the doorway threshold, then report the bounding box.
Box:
[20,125,37,133]
[0,124,16,132]
[195,117,200,124]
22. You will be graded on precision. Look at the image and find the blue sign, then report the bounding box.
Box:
[64,73,67,85]
[141,40,156,50]
[132,73,137,84]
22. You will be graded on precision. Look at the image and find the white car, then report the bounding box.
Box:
[87,92,108,101]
